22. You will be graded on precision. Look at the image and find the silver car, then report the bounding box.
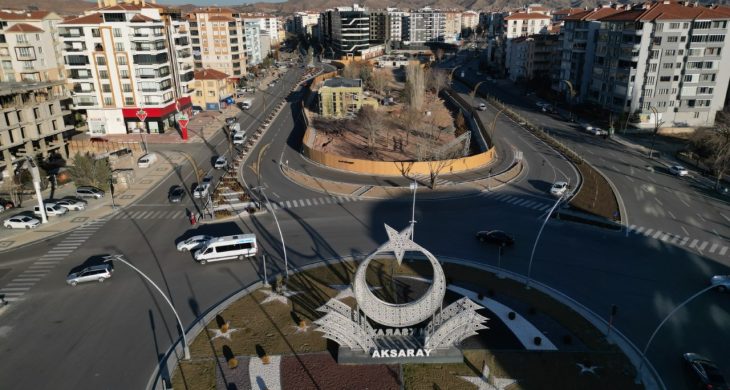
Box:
[177,235,213,252]
[54,199,86,211]
[66,264,113,286]
[711,275,730,292]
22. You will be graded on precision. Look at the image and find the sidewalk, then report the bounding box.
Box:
[0,154,183,252]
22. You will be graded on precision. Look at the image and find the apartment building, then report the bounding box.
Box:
[588,2,730,128]
[241,13,280,45]
[0,80,74,180]
[293,11,319,36]
[444,10,462,43]
[408,7,446,43]
[59,4,195,135]
[386,8,408,46]
[461,11,479,34]
[318,77,379,117]
[369,9,387,43]
[504,11,551,39]
[243,20,262,66]
[507,34,560,82]
[191,68,233,111]
[321,5,370,56]
[0,10,65,83]
[187,7,247,79]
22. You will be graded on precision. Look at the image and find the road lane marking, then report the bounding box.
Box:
[626,177,635,183]
[689,239,699,248]
[681,226,690,236]
[284,201,291,208]
[643,228,654,236]
[660,234,670,242]
[697,241,708,252]
[635,226,645,234]
[722,213,730,223]
[720,247,728,256]
[696,213,706,222]
[679,198,690,207]
[655,198,663,206]
[709,243,719,253]
[670,235,681,244]
[667,211,676,219]
[652,230,663,239]
[12,278,41,282]
[679,237,690,246]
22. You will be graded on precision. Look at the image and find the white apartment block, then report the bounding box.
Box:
[59,4,195,135]
[586,2,730,128]
[504,11,551,39]
[293,11,319,36]
[461,11,479,33]
[243,20,262,66]
[0,11,65,83]
[407,7,446,44]
[188,7,247,79]
[242,13,280,45]
[444,11,462,43]
[386,8,408,43]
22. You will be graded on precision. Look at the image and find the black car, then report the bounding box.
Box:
[683,353,728,390]
[225,117,237,126]
[476,230,515,247]
[168,186,186,203]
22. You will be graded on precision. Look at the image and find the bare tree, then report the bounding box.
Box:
[400,107,422,147]
[426,150,459,189]
[404,62,425,111]
[359,105,382,155]
[343,61,361,79]
[454,111,468,137]
[691,122,730,189]
[427,68,449,94]
[435,48,445,62]
[359,61,373,87]
[370,69,393,96]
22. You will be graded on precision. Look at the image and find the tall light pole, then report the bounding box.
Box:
[109,177,116,210]
[24,156,47,224]
[136,109,148,153]
[525,193,565,289]
[254,185,289,279]
[648,106,661,158]
[634,284,717,384]
[471,80,487,99]
[104,254,190,360]
[409,180,418,241]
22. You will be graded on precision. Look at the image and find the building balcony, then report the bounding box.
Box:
[72,85,95,93]
[59,31,84,38]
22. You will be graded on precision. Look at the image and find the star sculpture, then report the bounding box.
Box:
[577,363,599,376]
[377,224,421,265]
[458,362,517,390]
[209,326,240,341]
[260,289,301,305]
[292,323,312,334]
[329,284,382,300]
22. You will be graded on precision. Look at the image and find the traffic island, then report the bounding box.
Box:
[172,255,643,390]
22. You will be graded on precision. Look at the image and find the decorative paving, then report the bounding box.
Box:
[0,241,13,248]
[248,355,281,390]
[71,217,88,223]
[139,179,153,184]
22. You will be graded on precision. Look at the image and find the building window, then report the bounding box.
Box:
[103,97,113,106]
[122,84,131,92]
[102,84,111,93]
[712,21,727,29]
[33,107,40,119]
[115,42,124,52]
[113,28,122,37]
[99,70,109,79]
[16,34,28,44]
[664,49,675,56]
[118,56,127,65]
[125,97,134,105]
[96,56,106,65]
[662,63,673,69]
[120,69,129,79]
[706,47,722,55]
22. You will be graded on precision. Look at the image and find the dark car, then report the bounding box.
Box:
[683,353,728,390]
[168,186,186,203]
[225,117,237,126]
[476,230,515,247]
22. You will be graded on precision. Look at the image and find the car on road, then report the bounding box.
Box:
[669,165,689,176]
[168,186,186,203]
[66,264,113,286]
[3,215,40,229]
[34,203,67,217]
[475,230,515,247]
[711,275,730,292]
[682,353,728,390]
[177,235,213,252]
[214,155,228,170]
[76,186,105,199]
[225,117,237,126]
[477,102,487,111]
[54,199,86,211]
[586,127,608,136]
[193,176,213,199]
[550,181,569,197]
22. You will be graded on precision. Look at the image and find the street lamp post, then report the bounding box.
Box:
[525,193,565,289]
[255,185,289,279]
[648,106,661,158]
[103,254,190,360]
[409,180,418,241]
[634,284,717,384]
[135,109,148,153]
[109,177,116,210]
[24,157,47,224]
[471,81,487,99]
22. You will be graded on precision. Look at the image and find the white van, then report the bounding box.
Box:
[194,234,258,264]
[232,131,246,145]
[34,203,68,217]
[137,153,158,168]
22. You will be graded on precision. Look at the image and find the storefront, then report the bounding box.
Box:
[122,97,193,134]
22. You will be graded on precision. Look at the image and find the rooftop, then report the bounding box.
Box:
[504,12,551,20]
[194,68,229,80]
[322,78,362,88]
[0,80,65,98]
[3,23,44,33]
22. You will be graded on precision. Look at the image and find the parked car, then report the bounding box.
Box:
[66,264,113,286]
[76,186,105,199]
[0,198,15,209]
[168,186,186,203]
[4,215,40,229]
[177,235,213,252]
[711,275,730,292]
[137,152,158,168]
[475,230,515,247]
[54,199,86,211]
[214,156,228,170]
[34,203,67,217]
[225,117,237,126]
[682,353,728,390]
[193,176,213,199]
[550,181,569,197]
[669,165,689,176]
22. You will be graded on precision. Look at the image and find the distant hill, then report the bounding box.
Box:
[0,0,96,15]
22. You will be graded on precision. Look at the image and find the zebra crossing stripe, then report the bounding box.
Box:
[521,201,536,208]
[494,194,509,201]
[505,197,520,204]
[635,226,645,234]
[720,246,728,256]
[709,243,719,253]
[285,201,291,208]
[697,241,708,251]
[305,199,312,206]
[0,286,31,291]
[660,234,670,242]
[689,239,699,248]
[670,235,681,244]
[652,230,663,239]
[643,229,654,236]
[679,237,690,246]
[323,197,333,204]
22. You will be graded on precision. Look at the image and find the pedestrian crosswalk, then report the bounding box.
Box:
[268,195,361,210]
[108,209,187,220]
[0,217,109,302]
[627,224,728,256]
[411,174,455,187]
[479,191,554,212]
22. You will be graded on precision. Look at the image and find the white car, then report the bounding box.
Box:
[711,275,730,292]
[54,199,86,211]
[193,183,210,199]
[177,235,213,252]
[477,102,487,111]
[550,181,569,197]
[34,203,67,217]
[669,165,689,176]
[4,215,41,229]
[214,156,228,170]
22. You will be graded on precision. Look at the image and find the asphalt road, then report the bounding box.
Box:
[0,59,728,390]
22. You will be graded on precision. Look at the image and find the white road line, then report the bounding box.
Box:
[679,237,690,246]
[307,199,315,206]
[634,226,645,234]
[681,226,690,236]
[5,282,34,287]
[324,197,333,204]
[697,241,708,252]
[626,177,635,183]
[29,264,56,269]
[660,234,670,242]
[652,230,663,239]
[506,197,521,204]
[0,287,31,291]
[689,239,699,248]
[522,201,536,208]
[679,198,690,207]
[514,199,528,206]
[284,201,291,208]
[2,297,21,302]
[318,197,329,204]
[272,204,279,210]
[629,224,637,231]
[655,197,663,206]
[337,196,346,202]
[173,210,184,219]
[670,235,681,244]
[537,205,550,211]
[696,213,706,222]
[713,229,721,239]
[0,291,25,296]
[35,260,61,264]
[294,200,302,207]
[494,194,510,201]
[643,228,654,236]
[721,213,730,223]
[13,277,41,282]
[22,269,50,273]
[667,211,676,219]
[720,247,728,256]
[709,243,719,253]
[531,203,544,210]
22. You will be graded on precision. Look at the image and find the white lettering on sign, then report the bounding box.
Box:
[371,349,433,358]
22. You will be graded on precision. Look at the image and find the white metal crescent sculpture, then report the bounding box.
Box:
[353,224,447,327]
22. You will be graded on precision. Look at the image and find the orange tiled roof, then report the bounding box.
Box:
[601,2,730,22]
[207,15,235,22]
[504,12,551,20]
[3,22,44,32]
[61,13,104,25]
[97,3,142,11]
[194,68,229,80]
[553,8,585,16]
[563,7,624,21]
[130,14,157,22]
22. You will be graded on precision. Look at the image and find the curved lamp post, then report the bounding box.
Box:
[254,185,289,279]
[471,80,487,99]
[635,284,717,384]
[104,254,190,360]
[648,106,661,158]
[525,193,565,289]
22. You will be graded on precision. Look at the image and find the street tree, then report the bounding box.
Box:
[400,107,422,146]
[370,69,393,96]
[427,68,449,94]
[690,121,730,189]
[359,105,382,155]
[359,61,373,87]
[343,61,361,79]
[67,152,112,190]
[404,62,425,111]
[454,111,468,137]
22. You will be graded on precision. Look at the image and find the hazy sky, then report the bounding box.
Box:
[156,0,286,5]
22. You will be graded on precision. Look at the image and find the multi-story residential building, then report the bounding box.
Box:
[321,5,370,57]
[243,20,262,66]
[443,10,462,43]
[558,6,623,102]
[293,11,319,37]
[504,11,551,39]
[187,7,247,79]
[241,13,280,45]
[0,10,65,83]
[369,9,387,43]
[588,2,730,128]
[461,11,479,34]
[386,8,408,48]
[59,4,194,134]
[0,80,74,180]
[408,7,446,44]
[508,33,560,82]
[552,8,586,24]
[191,68,233,111]
[318,77,365,118]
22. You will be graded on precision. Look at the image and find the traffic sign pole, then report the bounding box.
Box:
[178,114,189,141]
